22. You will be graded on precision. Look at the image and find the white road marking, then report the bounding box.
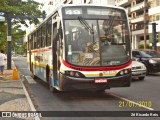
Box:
[21,80,40,120]
[109,92,154,111]
[25,76,37,84]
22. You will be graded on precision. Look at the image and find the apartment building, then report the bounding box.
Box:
[148,0,160,51]
[116,0,150,50]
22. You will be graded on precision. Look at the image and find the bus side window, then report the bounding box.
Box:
[46,18,52,46]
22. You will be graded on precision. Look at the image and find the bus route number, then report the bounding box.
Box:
[65,9,82,15]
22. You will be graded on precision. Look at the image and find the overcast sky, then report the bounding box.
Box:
[34,0,43,3]
[22,0,43,3]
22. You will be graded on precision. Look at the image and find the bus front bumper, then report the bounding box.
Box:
[59,73,131,91]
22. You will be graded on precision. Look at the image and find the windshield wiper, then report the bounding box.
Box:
[78,16,94,34]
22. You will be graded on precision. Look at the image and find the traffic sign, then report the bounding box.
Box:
[0,11,5,22]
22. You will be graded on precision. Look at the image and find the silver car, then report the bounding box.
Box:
[132,60,146,80]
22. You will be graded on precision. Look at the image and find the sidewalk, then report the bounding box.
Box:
[0,62,38,119]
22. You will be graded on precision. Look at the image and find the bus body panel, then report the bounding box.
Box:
[59,73,131,91]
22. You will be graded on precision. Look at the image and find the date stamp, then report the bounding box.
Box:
[119,100,152,108]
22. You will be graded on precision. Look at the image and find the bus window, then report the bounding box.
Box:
[33,32,37,49]
[46,18,52,46]
[42,24,46,47]
[37,28,41,48]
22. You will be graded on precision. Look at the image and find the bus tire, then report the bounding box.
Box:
[46,66,53,92]
[46,66,58,93]
[31,63,37,79]
[46,65,50,83]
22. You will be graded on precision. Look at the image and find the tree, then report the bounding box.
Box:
[0,0,43,51]
[0,22,7,51]
[138,44,151,49]
[12,25,26,54]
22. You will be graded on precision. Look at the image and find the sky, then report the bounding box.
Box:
[22,0,44,3]
[34,0,43,3]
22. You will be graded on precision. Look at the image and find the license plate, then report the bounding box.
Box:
[95,78,108,83]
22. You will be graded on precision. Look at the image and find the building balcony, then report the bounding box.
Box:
[131,15,144,23]
[131,15,149,23]
[131,2,144,12]
[132,27,148,35]
[149,6,160,15]
[115,0,131,6]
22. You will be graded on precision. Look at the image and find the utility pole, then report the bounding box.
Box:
[7,14,12,69]
[152,23,157,51]
[144,0,147,49]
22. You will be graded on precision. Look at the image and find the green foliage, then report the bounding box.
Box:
[0,0,43,52]
[0,23,7,51]
[138,44,151,49]
[15,42,27,54]
[0,0,43,26]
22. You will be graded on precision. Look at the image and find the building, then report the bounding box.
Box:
[148,0,160,51]
[115,0,150,50]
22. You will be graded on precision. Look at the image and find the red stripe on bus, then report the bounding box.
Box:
[29,47,52,53]
[62,59,132,71]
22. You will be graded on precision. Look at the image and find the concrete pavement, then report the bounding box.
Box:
[0,62,39,120]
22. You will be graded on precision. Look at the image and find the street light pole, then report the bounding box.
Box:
[144,0,147,49]
[7,14,12,69]
[152,23,157,51]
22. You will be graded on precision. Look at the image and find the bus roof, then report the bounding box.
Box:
[28,4,126,36]
[61,4,125,10]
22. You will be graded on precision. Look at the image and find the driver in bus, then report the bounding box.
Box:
[72,28,82,51]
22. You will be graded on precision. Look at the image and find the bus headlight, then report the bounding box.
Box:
[120,71,124,75]
[124,69,128,74]
[117,68,131,76]
[70,71,75,76]
[65,71,85,78]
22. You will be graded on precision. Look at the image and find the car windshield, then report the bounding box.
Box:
[145,51,160,58]
[140,51,152,58]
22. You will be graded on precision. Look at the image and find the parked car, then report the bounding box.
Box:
[132,49,160,74]
[132,58,146,80]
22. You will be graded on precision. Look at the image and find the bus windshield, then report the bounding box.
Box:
[64,9,130,67]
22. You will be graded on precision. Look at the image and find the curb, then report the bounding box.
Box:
[20,80,40,120]
[12,61,40,120]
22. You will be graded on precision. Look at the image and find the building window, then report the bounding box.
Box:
[158,0,160,5]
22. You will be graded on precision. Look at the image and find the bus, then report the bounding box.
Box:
[27,4,132,92]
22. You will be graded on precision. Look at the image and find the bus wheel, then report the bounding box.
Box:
[46,66,53,92]
[31,63,37,79]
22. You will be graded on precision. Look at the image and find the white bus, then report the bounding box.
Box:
[27,4,132,92]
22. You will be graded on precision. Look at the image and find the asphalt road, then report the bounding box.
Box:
[13,57,160,120]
